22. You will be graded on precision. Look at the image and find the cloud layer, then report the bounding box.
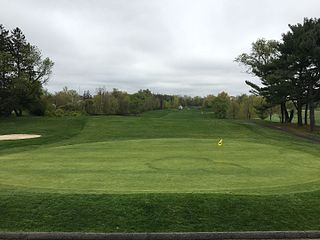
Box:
[1,0,319,96]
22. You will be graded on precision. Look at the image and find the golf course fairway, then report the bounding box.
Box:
[0,109,319,231]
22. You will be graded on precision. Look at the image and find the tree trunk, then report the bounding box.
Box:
[284,109,289,123]
[297,101,303,126]
[13,108,22,117]
[280,103,284,123]
[281,102,289,123]
[289,109,294,123]
[304,103,308,125]
[309,84,315,131]
[309,98,315,131]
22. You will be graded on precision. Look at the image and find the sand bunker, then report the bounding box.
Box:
[0,134,41,141]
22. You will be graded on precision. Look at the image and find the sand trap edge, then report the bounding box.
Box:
[0,134,41,141]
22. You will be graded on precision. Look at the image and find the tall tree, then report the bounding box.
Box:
[211,92,230,119]
[235,39,293,123]
[0,26,54,116]
[281,18,320,130]
[0,25,14,116]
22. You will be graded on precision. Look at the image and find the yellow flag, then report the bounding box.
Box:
[218,138,223,146]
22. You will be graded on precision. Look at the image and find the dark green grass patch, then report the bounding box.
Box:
[0,116,86,154]
[0,191,319,232]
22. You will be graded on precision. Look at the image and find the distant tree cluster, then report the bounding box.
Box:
[0,25,54,117]
[42,87,204,116]
[236,18,320,131]
[202,92,275,120]
[39,88,277,120]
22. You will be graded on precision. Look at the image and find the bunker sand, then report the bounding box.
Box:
[0,134,41,141]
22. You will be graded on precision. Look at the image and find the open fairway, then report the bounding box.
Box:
[0,109,320,231]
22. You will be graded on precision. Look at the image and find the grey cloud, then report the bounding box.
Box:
[1,0,319,96]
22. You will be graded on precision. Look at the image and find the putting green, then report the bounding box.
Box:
[1,109,320,232]
[1,138,320,194]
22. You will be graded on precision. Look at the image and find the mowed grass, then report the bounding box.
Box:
[0,109,320,231]
[268,109,320,125]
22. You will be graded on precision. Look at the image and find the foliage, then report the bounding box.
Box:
[254,98,269,120]
[211,92,230,118]
[202,93,264,120]
[0,25,54,117]
[42,87,204,116]
[236,18,320,131]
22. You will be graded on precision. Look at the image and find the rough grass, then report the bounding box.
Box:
[0,109,319,231]
[1,191,319,232]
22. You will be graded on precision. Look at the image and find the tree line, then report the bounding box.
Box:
[236,18,320,131]
[42,87,203,116]
[43,87,267,120]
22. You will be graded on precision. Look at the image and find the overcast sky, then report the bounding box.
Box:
[1,0,319,96]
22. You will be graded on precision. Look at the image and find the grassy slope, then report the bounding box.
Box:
[0,109,319,231]
[268,109,320,125]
